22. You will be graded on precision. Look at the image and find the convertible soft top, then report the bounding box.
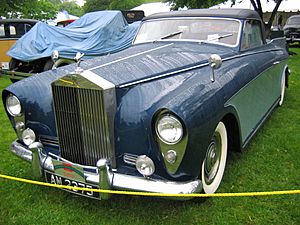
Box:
[144,8,261,21]
[7,11,140,61]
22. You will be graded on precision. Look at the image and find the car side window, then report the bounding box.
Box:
[9,25,17,36]
[241,20,263,50]
[25,24,33,33]
[0,24,4,37]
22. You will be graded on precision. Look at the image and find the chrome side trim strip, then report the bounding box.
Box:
[119,47,286,88]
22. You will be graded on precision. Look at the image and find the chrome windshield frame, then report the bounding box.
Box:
[133,17,243,48]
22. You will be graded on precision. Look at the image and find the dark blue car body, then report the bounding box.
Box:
[2,9,289,199]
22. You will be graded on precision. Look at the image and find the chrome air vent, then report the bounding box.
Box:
[51,71,116,167]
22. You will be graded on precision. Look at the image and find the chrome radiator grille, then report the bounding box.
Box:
[52,74,115,167]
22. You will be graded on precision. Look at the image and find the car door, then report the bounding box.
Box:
[226,19,282,145]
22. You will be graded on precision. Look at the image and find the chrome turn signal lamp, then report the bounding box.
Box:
[135,155,155,177]
[164,150,177,164]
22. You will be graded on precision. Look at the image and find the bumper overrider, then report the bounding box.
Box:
[11,141,202,200]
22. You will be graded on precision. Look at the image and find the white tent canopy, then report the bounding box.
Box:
[54,10,79,23]
[211,0,300,12]
[132,2,172,16]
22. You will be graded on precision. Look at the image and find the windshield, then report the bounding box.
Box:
[134,18,241,47]
[287,17,300,25]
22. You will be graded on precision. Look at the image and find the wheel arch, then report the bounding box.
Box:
[284,65,290,88]
[221,111,242,152]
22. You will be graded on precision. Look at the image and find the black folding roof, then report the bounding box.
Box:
[144,8,261,21]
[0,18,38,24]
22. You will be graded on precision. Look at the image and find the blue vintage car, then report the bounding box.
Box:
[2,9,289,199]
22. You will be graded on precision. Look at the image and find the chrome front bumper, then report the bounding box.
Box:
[11,141,202,199]
[286,37,300,42]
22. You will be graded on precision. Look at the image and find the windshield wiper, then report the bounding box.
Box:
[207,33,233,42]
[159,31,183,40]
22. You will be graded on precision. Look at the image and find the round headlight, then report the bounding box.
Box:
[6,94,21,116]
[22,128,36,146]
[135,155,155,176]
[156,115,183,144]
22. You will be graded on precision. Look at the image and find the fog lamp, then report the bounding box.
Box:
[164,150,177,164]
[135,155,155,176]
[15,121,25,132]
[22,128,36,146]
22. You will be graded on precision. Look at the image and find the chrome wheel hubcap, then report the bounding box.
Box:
[204,136,221,184]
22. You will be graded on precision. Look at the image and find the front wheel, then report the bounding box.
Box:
[201,121,228,194]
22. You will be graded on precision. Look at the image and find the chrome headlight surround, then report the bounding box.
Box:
[154,111,188,174]
[6,94,22,116]
[155,114,183,145]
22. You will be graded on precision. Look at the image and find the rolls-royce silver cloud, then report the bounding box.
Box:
[2,9,289,200]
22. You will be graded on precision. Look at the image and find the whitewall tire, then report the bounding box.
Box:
[279,72,286,106]
[201,121,228,194]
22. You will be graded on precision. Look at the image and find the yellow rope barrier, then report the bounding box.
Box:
[0,174,299,198]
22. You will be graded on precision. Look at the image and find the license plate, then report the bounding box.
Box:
[45,171,99,199]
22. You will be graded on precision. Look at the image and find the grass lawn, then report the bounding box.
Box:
[0,48,299,225]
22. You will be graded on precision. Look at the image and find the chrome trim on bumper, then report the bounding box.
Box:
[10,141,32,162]
[10,140,202,199]
[286,37,300,42]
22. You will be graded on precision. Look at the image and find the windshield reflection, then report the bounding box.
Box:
[134,18,241,47]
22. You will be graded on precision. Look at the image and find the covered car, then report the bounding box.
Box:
[6,10,141,76]
[2,9,289,199]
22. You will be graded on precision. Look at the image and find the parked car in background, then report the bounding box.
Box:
[3,10,143,82]
[0,19,38,70]
[2,9,289,200]
[284,15,300,44]
[56,19,76,27]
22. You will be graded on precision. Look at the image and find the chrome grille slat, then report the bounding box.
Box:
[52,76,115,167]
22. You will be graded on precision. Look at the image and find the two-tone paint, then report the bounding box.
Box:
[2,9,290,198]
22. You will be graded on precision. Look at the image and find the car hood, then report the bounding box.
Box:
[6,41,235,92]
[79,41,235,87]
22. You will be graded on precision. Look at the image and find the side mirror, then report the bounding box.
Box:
[209,54,222,82]
[74,52,85,63]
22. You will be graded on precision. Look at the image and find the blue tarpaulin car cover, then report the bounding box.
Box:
[7,10,140,61]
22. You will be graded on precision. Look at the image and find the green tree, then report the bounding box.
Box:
[167,0,225,9]
[59,1,84,16]
[0,0,58,20]
[166,0,283,34]
[22,0,58,20]
[83,0,110,13]
[109,0,144,10]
